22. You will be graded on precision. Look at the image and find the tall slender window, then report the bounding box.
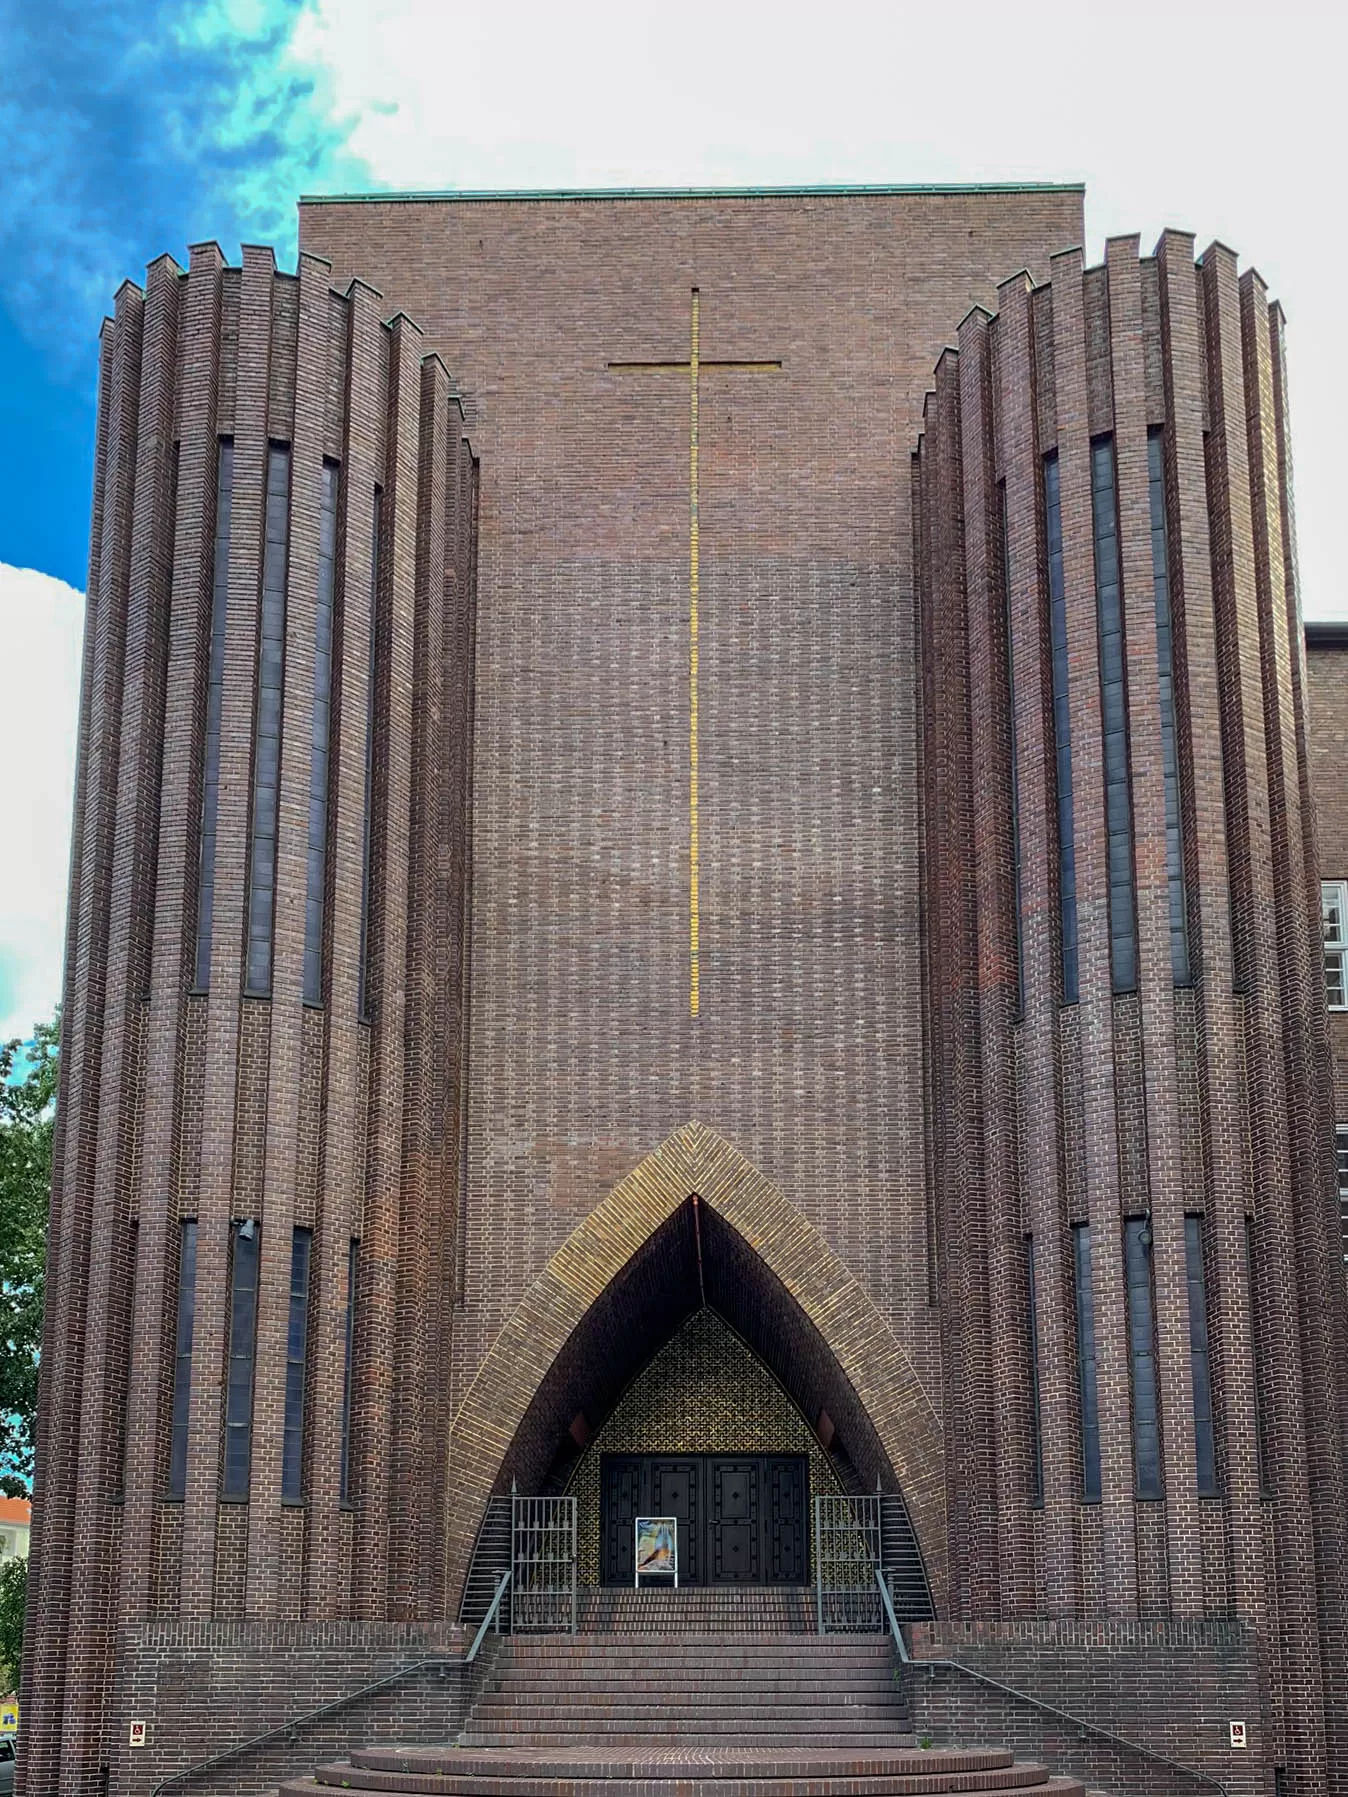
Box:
[303,461,340,1005]
[1092,438,1137,993]
[223,1221,260,1499]
[282,1227,312,1502]
[167,1219,198,1499]
[245,444,291,996]
[1147,430,1190,984]
[1044,453,1079,1004]
[340,1239,358,1502]
[358,492,381,1021]
[1026,1235,1044,1506]
[1184,1214,1219,1496]
[1002,485,1025,1018]
[1322,881,1348,1010]
[1336,1125,1348,1263]
[1246,1216,1273,1498]
[1073,1221,1101,1501]
[1125,1217,1162,1499]
[194,440,234,989]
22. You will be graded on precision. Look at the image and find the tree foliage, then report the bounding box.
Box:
[0,1011,57,1497]
[0,1556,24,1694]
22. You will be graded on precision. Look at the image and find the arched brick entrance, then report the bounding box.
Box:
[446,1122,947,1612]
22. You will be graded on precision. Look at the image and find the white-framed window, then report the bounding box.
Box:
[1337,1124,1348,1264]
[1323,881,1348,1010]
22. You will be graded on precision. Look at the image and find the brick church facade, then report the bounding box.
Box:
[20,185,1348,1796]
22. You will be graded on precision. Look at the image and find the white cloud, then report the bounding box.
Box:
[288,0,1342,617]
[0,565,84,1042]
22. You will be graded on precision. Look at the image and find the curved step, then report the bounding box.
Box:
[274,1743,1088,1796]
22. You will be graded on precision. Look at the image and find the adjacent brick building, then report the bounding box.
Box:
[20,187,1348,1797]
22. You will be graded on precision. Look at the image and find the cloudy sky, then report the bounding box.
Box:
[0,0,1338,1042]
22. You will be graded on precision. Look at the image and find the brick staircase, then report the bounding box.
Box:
[576,1585,815,1632]
[276,1632,1087,1795]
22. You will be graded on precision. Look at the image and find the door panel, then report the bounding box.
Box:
[708,1458,760,1583]
[650,1456,701,1585]
[766,1455,809,1583]
[601,1455,643,1585]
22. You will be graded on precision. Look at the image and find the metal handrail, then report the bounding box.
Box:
[873,1565,909,1662]
[466,1567,512,1662]
[149,1650,464,1796]
[911,1656,1229,1796]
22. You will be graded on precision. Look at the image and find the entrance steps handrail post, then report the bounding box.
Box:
[467,1568,513,1663]
[874,1564,910,1662]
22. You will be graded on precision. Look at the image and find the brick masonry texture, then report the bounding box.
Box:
[24,188,1348,1797]
[913,235,1348,1793]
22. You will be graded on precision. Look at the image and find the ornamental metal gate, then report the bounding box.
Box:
[511,1495,577,1634]
[813,1493,882,1633]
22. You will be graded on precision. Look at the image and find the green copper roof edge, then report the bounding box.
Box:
[300,181,1085,205]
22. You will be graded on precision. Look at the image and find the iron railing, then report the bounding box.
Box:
[511,1494,577,1634]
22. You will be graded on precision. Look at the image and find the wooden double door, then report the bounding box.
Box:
[600,1453,809,1586]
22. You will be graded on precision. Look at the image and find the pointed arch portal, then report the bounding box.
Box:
[447,1123,947,1612]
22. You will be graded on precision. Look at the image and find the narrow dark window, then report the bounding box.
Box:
[358,491,381,1021]
[1184,1214,1219,1496]
[282,1227,313,1502]
[194,440,234,989]
[114,1219,139,1500]
[1073,1221,1101,1501]
[303,461,340,1005]
[1002,484,1025,1018]
[1043,453,1079,1004]
[223,1221,261,1499]
[245,444,291,996]
[1336,1124,1348,1264]
[1148,430,1190,984]
[340,1238,358,1502]
[1246,1216,1273,1498]
[167,1219,198,1499]
[1125,1216,1162,1499]
[1091,438,1137,994]
[1025,1234,1044,1506]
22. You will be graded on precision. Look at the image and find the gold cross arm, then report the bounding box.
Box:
[608,358,782,372]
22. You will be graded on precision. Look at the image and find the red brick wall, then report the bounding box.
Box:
[21,244,479,1795]
[914,235,1348,1795]
[909,1620,1263,1797]
[106,1621,486,1796]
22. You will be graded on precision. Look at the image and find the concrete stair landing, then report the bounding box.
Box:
[276,1633,1085,1796]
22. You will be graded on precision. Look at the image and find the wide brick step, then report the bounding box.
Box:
[477,1681,902,1700]
[470,1703,913,1717]
[274,1744,1087,1796]
[503,1646,891,1653]
[356,1749,1018,1776]
[481,1660,902,1674]
[463,1728,914,1744]
[478,1674,909,1689]
[576,1590,817,1634]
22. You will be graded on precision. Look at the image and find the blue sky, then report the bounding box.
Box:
[0,0,1339,1041]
